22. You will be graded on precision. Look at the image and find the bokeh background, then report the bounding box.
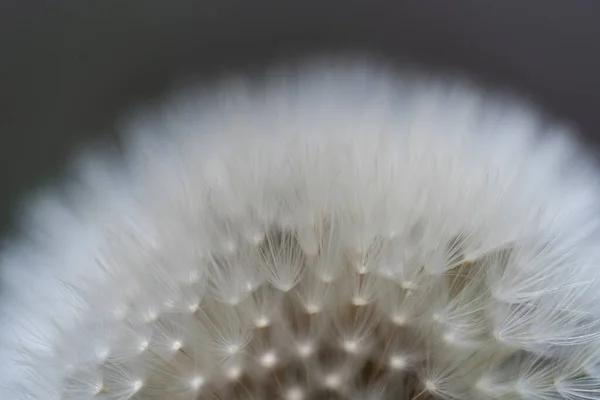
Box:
[2,0,600,231]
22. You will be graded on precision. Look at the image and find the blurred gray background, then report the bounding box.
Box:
[2,0,600,231]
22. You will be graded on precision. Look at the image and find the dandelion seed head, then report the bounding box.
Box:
[2,57,600,400]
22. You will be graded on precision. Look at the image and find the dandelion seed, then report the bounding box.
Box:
[297,342,314,358]
[305,303,321,314]
[259,351,278,368]
[255,316,270,328]
[324,373,343,390]
[352,297,369,306]
[226,366,243,380]
[389,355,407,370]
[132,380,143,392]
[285,387,305,400]
[190,376,204,390]
[391,313,408,326]
[343,339,360,354]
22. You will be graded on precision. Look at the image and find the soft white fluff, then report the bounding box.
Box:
[2,57,600,399]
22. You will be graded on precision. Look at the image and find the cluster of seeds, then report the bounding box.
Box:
[52,219,600,400]
[4,60,600,400]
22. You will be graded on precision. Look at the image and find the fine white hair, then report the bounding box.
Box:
[2,57,600,399]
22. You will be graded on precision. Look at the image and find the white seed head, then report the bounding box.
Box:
[2,57,600,400]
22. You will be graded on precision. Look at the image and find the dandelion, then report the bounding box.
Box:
[2,57,600,399]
